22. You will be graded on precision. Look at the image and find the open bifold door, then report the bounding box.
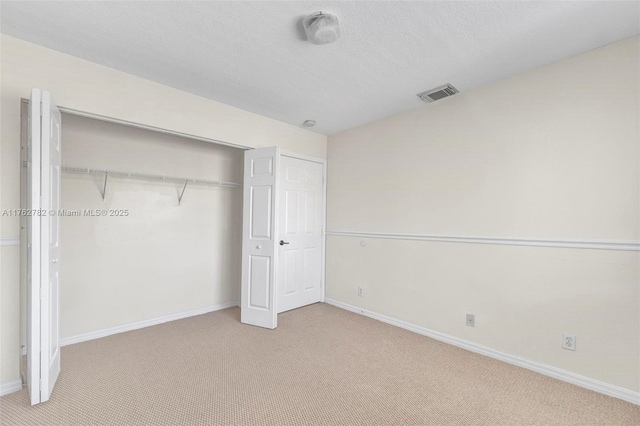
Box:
[27,88,62,404]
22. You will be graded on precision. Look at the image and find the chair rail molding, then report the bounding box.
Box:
[0,237,20,246]
[325,231,640,251]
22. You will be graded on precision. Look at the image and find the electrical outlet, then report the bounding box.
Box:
[562,333,576,351]
[466,313,475,327]
[357,287,364,297]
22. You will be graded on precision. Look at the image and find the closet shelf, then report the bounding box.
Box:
[61,166,240,204]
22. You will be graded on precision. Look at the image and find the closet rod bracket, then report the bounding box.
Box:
[178,180,189,206]
[101,173,108,201]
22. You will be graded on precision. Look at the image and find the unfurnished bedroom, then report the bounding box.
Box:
[0,1,638,425]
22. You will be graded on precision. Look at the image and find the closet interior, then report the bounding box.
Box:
[22,111,244,346]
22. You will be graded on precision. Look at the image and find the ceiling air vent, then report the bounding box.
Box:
[417,84,459,103]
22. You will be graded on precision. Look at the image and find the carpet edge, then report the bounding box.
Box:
[324,298,640,406]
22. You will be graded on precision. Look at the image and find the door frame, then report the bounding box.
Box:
[279,149,327,304]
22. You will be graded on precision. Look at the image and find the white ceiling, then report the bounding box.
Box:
[1,1,638,135]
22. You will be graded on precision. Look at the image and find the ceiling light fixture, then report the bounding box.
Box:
[303,120,316,127]
[303,12,340,45]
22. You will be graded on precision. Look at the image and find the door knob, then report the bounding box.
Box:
[52,259,58,264]
[279,240,290,246]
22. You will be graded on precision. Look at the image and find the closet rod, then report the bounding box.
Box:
[61,166,241,188]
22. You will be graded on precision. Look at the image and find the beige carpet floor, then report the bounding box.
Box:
[1,303,638,425]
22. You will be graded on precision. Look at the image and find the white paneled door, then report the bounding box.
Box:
[277,155,324,313]
[241,147,280,329]
[241,148,325,329]
[27,89,62,405]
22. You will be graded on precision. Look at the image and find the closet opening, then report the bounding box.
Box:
[19,99,246,394]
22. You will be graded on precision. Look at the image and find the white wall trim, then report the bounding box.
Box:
[324,298,640,406]
[0,380,23,396]
[0,237,20,246]
[280,149,326,165]
[21,99,252,151]
[326,231,640,252]
[60,301,239,347]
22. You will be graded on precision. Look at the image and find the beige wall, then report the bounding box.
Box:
[0,35,326,387]
[326,37,640,392]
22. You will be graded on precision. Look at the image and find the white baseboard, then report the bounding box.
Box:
[60,301,239,347]
[325,298,640,406]
[0,380,23,396]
